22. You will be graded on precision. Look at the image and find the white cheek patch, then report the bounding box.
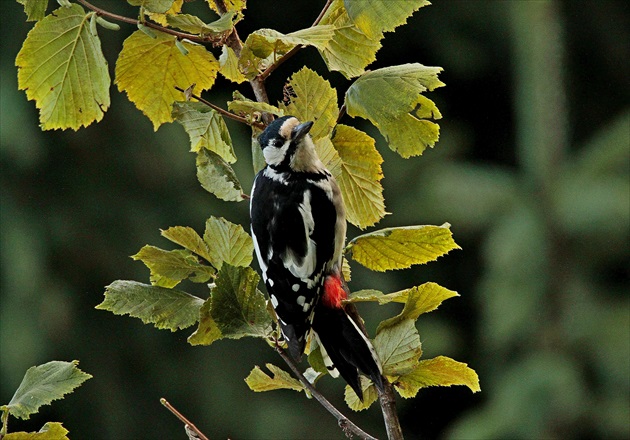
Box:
[263,140,291,166]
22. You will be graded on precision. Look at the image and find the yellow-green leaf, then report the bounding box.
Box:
[346,224,460,271]
[115,30,219,130]
[374,319,422,377]
[245,364,304,392]
[172,101,236,162]
[207,0,245,13]
[344,377,378,411]
[127,0,174,13]
[317,0,381,79]
[6,361,91,421]
[161,225,212,263]
[166,12,235,36]
[332,125,384,228]
[228,98,284,120]
[219,45,247,84]
[279,67,338,141]
[4,422,69,440]
[187,296,222,346]
[196,149,244,202]
[395,356,480,398]
[16,4,111,130]
[344,0,430,39]
[145,0,182,26]
[345,64,444,157]
[238,27,334,79]
[203,216,254,269]
[97,280,204,331]
[17,0,48,22]
[132,245,215,287]
[377,283,459,332]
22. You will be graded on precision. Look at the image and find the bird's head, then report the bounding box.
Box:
[258,116,323,173]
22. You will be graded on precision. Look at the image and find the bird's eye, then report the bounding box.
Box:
[273,139,284,148]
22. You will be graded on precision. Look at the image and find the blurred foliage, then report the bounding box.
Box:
[1,1,628,439]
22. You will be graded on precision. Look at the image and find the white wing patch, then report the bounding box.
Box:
[251,228,268,282]
[283,190,317,283]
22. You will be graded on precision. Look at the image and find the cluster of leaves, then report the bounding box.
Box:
[1,361,91,439]
[15,0,479,418]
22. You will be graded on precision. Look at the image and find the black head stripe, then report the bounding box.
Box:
[258,116,293,149]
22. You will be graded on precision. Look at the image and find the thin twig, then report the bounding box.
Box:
[274,341,378,440]
[161,398,210,440]
[173,86,265,129]
[75,0,223,44]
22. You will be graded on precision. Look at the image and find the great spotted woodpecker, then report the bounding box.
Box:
[250,115,383,399]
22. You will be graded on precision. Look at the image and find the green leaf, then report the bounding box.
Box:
[239,27,335,79]
[187,296,222,346]
[374,319,422,377]
[166,12,235,36]
[317,0,381,79]
[377,283,459,332]
[144,0,182,26]
[209,265,272,339]
[3,422,69,440]
[127,0,174,13]
[17,0,48,21]
[279,67,338,141]
[16,4,111,130]
[344,0,430,39]
[346,224,460,271]
[345,63,444,157]
[331,125,385,228]
[97,280,204,331]
[6,361,91,420]
[395,356,481,398]
[307,344,328,375]
[228,97,284,120]
[172,101,236,162]
[115,30,219,130]
[196,149,244,202]
[160,226,213,263]
[203,216,254,269]
[219,45,247,84]
[344,377,378,411]
[245,364,304,392]
[132,245,214,287]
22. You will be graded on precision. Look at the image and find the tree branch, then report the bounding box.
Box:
[161,398,210,440]
[376,383,404,440]
[274,341,379,440]
[75,0,223,44]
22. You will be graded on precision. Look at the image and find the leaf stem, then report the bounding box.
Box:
[274,341,378,440]
[161,398,210,440]
[75,0,222,44]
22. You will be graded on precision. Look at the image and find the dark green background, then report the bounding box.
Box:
[1,1,628,439]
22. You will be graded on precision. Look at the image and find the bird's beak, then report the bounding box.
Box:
[292,121,314,141]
